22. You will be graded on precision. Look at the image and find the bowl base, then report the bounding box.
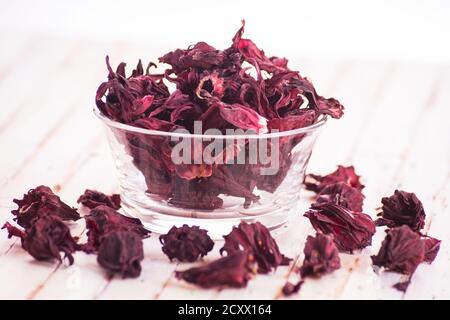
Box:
[120,191,297,239]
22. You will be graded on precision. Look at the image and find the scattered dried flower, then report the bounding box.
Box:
[11,185,80,228]
[160,225,214,262]
[175,250,256,288]
[316,182,364,212]
[299,233,341,278]
[304,166,364,194]
[375,190,426,232]
[220,222,291,273]
[83,205,150,252]
[97,230,144,278]
[304,203,375,252]
[3,216,79,265]
[77,189,121,210]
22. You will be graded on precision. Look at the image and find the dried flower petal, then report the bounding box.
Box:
[2,216,78,265]
[12,185,80,228]
[304,166,364,194]
[175,251,256,288]
[220,222,291,273]
[316,182,364,212]
[422,236,441,263]
[299,233,341,278]
[371,225,424,273]
[282,280,304,296]
[77,189,121,210]
[304,203,375,252]
[83,205,150,252]
[97,230,144,278]
[375,190,426,232]
[159,225,214,262]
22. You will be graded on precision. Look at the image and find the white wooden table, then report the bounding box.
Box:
[0,30,449,300]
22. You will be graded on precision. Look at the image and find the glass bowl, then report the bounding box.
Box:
[95,108,326,239]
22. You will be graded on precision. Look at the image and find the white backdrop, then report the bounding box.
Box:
[1,0,449,63]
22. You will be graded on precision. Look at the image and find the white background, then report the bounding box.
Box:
[1,0,449,63]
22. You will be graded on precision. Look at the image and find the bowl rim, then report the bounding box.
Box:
[94,107,327,139]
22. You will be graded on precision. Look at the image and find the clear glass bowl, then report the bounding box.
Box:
[95,109,326,239]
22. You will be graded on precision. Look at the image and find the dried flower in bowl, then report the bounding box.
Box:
[160,225,214,262]
[95,21,344,210]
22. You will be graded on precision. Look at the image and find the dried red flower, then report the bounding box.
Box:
[316,182,364,212]
[11,185,80,228]
[304,166,364,194]
[371,226,425,291]
[83,205,150,252]
[304,203,376,252]
[220,222,291,273]
[375,190,426,232]
[175,250,256,288]
[282,280,304,296]
[97,230,144,278]
[422,236,441,264]
[299,233,341,278]
[96,21,345,209]
[77,189,121,210]
[2,216,79,265]
[159,225,214,262]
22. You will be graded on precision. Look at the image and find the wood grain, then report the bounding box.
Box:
[0,32,448,300]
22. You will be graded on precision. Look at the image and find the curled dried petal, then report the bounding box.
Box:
[304,166,364,194]
[77,189,121,210]
[316,182,364,212]
[175,251,256,288]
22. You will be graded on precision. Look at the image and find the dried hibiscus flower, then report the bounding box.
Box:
[159,225,214,262]
[77,189,121,210]
[375,190,426,232]
[220,222,291,273]
[304,166,364,194]
[316,182,364,212]
[282,280,304,296]
[2,216,79,265]
[11,185,80,228]
[175,250,257,288]
[371,226,425,291]
[83,205,150,252]
[97,230,144,278]
[95,21,345,210]
[299,233,341,278]
[304,203,375,252]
